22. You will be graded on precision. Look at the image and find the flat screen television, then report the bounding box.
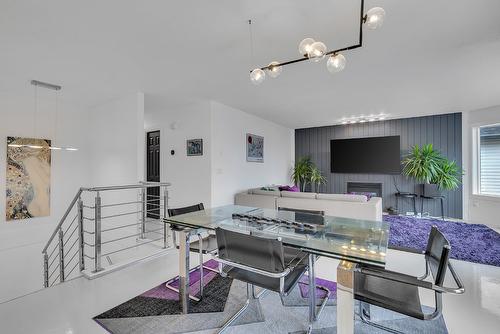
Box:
[331,136,401,174]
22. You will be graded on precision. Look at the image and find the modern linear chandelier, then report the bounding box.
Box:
[249,0,385,84]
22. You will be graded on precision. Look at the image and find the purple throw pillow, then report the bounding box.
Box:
[279,185,299,192]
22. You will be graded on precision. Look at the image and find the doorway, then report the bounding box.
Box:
[146,131,160,219]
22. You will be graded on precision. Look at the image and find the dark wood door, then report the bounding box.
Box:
[146,131,160,219]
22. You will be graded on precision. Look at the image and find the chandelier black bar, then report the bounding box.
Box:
[253,0,366,72]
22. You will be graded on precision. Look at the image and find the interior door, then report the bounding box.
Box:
[146,131,160,219]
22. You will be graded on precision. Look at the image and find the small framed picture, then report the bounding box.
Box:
[186,139,203,156]
[246,133,264,162]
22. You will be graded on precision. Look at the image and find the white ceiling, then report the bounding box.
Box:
[1,0,500,128]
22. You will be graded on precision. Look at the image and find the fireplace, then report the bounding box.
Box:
[347,182,382,197]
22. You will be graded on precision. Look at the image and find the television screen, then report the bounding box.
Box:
[331,136,401,174]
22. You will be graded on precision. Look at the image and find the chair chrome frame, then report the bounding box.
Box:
[214,253,331,334]
[165,203,218,301]
[355,230,465,334]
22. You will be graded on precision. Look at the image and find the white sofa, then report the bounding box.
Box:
[234,188,382,221]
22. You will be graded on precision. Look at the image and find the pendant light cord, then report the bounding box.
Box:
[248,19,255,66]
[54,88,58,146]
[34,84,38,138]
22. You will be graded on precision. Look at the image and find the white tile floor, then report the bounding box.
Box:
[0,248,499,334]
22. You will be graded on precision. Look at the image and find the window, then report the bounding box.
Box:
[478,124,500,196]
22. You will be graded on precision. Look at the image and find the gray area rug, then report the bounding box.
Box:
[96,278,447,334]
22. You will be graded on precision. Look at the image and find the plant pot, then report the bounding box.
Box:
[423,183,442,197]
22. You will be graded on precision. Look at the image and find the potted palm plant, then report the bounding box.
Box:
[402,144,462,195]
[310,166,327,193]
[291,156,313,192]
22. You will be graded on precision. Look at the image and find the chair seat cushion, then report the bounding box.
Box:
[354,271,425,320]
[188,235,218,254]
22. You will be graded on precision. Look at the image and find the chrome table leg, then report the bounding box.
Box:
[178,229,191,314]
[336,260,357,334]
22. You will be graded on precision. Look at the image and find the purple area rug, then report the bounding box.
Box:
[298,276,337,300]
[142,259,220,300]
[385,215,500,267]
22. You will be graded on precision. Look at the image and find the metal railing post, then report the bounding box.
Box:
[43,252,49,288]
[78,198,85,271]
[163,187,169,248]
[141,187,146,239]
[58,229,65,282]
[94,192,102,272]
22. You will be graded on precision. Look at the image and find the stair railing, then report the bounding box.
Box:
[42,182,171,288]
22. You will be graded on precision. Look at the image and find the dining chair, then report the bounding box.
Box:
[214,227,330,334]
[354,226,465,333]
[166,203,218,301]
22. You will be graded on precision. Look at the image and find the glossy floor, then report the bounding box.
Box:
[0,248,499,334]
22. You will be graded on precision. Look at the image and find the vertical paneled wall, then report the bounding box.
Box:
[295,113,463,218]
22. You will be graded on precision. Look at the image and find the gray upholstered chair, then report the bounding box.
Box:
[214,227,330,334]
[354,226,465,333]
[166,203,218,301]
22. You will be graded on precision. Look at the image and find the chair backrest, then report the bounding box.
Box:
[215,228,286,273]
[425,226,451,286]
[168,203,204,217]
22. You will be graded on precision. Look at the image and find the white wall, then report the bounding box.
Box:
[210,101,294,207]
[0,90,145,303]
[0,90,89,302]
[144,101,212,208]
[462,106,500,229]
[88,92,145,186]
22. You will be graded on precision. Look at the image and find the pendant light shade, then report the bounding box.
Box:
[327,53,346,73]
[250,68,266,85]
[365,7,386,30]
[267,61,282,78]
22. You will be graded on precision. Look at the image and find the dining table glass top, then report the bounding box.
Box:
[165,205,390,266]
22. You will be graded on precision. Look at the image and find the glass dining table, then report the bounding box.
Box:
[164,205,390,334]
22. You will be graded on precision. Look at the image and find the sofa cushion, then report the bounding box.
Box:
[279,185,299,192]
[281,191,317,199]
[316,193,368,202]
[252,189,281,196]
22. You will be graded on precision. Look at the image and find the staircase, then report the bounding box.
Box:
[41,182,171,288]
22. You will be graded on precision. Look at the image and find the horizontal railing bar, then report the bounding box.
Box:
[101,237,164,257]
[100,210,141,220]
[48,265,59,280]
[83,216,95,221]
[63,215,78,237]
[83,230,95,235]
[101,226,165,245]
[65,238,79,259]
[101,222,140,233]
[43,188,83,253]
[84,254,95,260]
[147,195,161,198]
[48,253,59,269]
[49,274,60,287]
[66,262,79,278]
[47,243,58,260]
[83,241,94,247]
[64,250,79,270]
[83,205,94,209]
[100,201,140,208]
[63,226,79,247]
[81,183,171,192]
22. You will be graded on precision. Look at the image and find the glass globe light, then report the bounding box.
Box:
[250,68,265,85]
[308,41,327,62]
[326,53,346,73]
[365,7,386,30]
[298,38,315,56]
[267,61,282,78]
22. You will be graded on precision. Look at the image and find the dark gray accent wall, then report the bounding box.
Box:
[295,113,463,218]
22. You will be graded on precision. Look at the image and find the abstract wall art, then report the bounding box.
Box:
[6,137,51,221]
[246,133,264,162]
[186,139,203,156]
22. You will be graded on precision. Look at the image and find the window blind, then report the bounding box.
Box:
[480,134,500,196]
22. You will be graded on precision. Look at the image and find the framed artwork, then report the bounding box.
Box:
[6,137,51,221]
[246,133,264,162]
[187,139,203,156]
